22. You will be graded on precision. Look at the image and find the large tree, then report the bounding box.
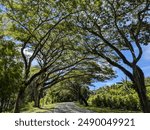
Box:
[1,0,83,112]
[29,41,115,108]
[1,0,99,112]
[68,0,150,112]
[2,0,149,113]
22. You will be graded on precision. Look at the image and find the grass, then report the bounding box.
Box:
[21,102,56,113]
[75,102,141,113]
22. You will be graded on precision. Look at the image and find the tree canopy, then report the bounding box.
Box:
[0,0,149,113]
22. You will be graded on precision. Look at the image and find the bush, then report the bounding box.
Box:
[88,84,145,111]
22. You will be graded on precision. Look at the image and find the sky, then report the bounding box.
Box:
[92,44,150,90]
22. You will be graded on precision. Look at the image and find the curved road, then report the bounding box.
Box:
[50,102,94,113]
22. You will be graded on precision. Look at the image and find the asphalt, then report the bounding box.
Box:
[50,102,94,113]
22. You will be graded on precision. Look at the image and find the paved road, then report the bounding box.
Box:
[50,102,94,113]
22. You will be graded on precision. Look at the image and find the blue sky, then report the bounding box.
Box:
[92,44,150,89]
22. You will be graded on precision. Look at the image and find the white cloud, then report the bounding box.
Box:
[17,47,33,57]
[23,48,33,57]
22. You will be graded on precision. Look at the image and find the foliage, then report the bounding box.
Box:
[66,0,150,112]
[0,39,23,112]
[89,82,150,112]
[44,86,76,104]
[0,0,149,113]
[1,0,97,112]
[145,77,150,85]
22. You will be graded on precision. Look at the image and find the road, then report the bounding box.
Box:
[50,102,94,113]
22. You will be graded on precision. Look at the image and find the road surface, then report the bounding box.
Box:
[50,102,94,113]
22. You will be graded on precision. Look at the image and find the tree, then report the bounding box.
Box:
[29,51,115,107]
[0,39,23,112]
[2,0,82,112]
[23,22,93,108]
[70,0,150,112]
[56,59,115,106]
[2,0,149,113]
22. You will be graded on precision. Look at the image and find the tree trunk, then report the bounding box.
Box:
[33,87,43,108]
[77,86,89,106]
[5,100,10,111]
[80,94,89,106]
[0,107,2,113]
[0,99,4,112]
[136,86,150,112]
[14,87,26,113]
[34,91,40,108]
[133,66,150,113]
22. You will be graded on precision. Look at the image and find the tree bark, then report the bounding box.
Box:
[0,107,2,113]
[33,90,41,108]
[133,66,150,113]
[0,99,4,112]
[33,87,44,108]
[14,87,26,113]
[80,94,89,106]
[136,87,150,112]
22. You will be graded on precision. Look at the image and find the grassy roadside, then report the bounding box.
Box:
[21,102,56,113]
[75,102,141,113]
